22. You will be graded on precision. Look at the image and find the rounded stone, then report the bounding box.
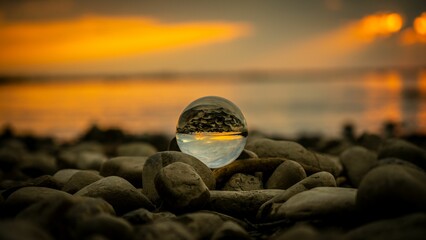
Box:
[211,221,251,240]
[340,146,378,187]
[142,151,215,204]
[154,162,210,212]
[62,171,103,194]
[378,138,426,170]
[100,156,148,188]
[116,142,157,157]
[266,160,307,189]
[75,176,154,215]
[75,214,133,240]
[357,164,426,217]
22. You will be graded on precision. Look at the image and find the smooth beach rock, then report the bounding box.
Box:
[62,171,103,194]
[52,169,81,185]
[142,151,215,203]
[266,160,306,189]
[207,189,283,218]
[20,152,57,177]
[117,142,157,157]
[236,149,258,160]
[246,138,342,176]
[378,138,426,169]
[340,146,378,187]
[154,162,210,212]
[122,208,176,225]
[58,147,107,171]
[75,214,133,240]
[0,175,62,199]
[174,212,229,240]
[269,224,320,240]
[75,176,154,215]
[0,220,53,240]
[270,187,357,220]
[345,213,426,240]
[222,173,263,191]
[100,156,147,188]
[5,186,71,214]
[211,221,251,240]
[134,220,194,240]
[258,171,336,219]
[356,164,426,217]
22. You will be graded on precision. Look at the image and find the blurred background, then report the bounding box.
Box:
[0,0,425,141]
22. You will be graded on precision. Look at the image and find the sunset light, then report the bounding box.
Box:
[0,15,250,68]
[414,12,426,35]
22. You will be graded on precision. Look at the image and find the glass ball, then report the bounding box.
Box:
[176,96,248,168]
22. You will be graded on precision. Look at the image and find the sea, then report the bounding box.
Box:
[1,68,425,141]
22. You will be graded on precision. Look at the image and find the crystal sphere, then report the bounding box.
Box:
[176,96,248,168]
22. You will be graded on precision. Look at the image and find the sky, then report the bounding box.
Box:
[0,0,425,75]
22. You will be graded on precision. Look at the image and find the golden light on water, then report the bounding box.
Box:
[357,12,403,41]
[0,15,250,68]
[414,12,426,35]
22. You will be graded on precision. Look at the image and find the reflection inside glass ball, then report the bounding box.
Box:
[176,96,248,168]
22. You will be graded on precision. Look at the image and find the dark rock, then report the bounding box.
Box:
[75,176,154,215]
[62,171,103,194]
[269,224,319,240]
[1,175,62,200]
[122,208,176,225]
[266,160,306,189]
[211,221,251,240]
[269,187,357,220]
[20,152,57,177]
[174,212,228,240]
[134,220,194,240]
[246,138,342,176]
[222,173,263,191]
[116,142,157,157]
[0,146,22,171]
[378,138,426,169]
[5,186,71,215]
[236,149,258,160]
[155,162,210,212]
[142,151,215,203]
[52,169,81,185]
[356,164,426,217]
[340,146,378,187]
[207,189,283,218]
[100,156,147,188]
[0,220,53,240]
[58,143,107,170]
[258,171,336,220]
[16,195,115,240]
[357,132,382,151]
[378,157,423,170]
[75,214,133,240]
[345,213,426,240]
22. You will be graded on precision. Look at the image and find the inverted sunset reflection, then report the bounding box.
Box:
[0,15,250,67]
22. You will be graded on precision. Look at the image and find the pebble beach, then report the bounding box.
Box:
[0,125,425,240]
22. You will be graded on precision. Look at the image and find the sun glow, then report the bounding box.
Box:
[0,15,250,68]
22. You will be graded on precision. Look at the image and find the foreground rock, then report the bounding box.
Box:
[75,176,154,215]
[246,138,342,176]
[266,160,306,189]
[258,171,336,219]
[207,189,283,218]
[142,151,215,203]
[268,187,357,221]
[345,213,426,240]
[0,220,53,240]
[100,156,147,188]
[378,138,426,170]
[340,146,378,187]
[357,164,426,217]
[155,162,210,212]
[62,171,103,194]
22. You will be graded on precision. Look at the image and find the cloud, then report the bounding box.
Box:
[253,12,403,69]
[0,15,251,68]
